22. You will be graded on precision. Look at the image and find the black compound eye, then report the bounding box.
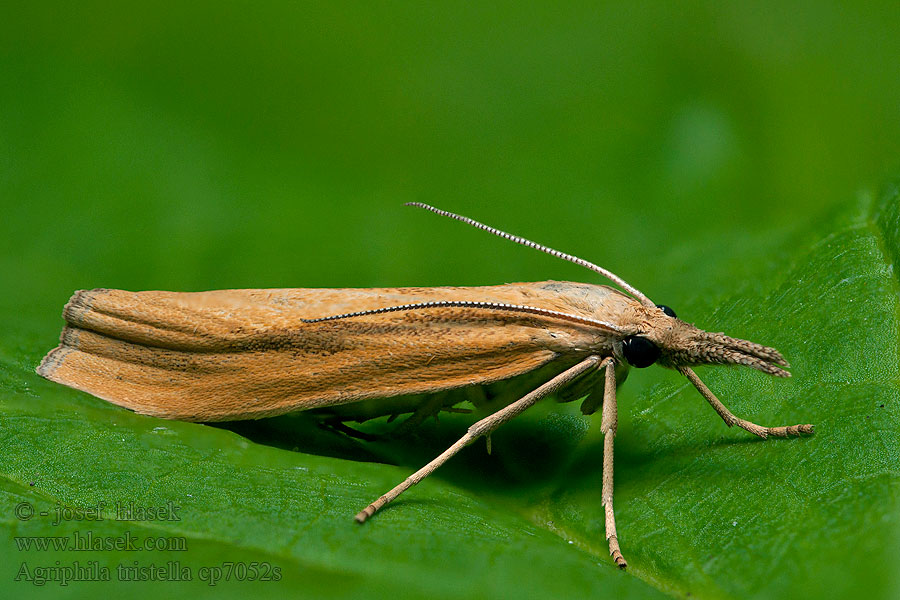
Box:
[656,304,677,318]
[622,335,661,368]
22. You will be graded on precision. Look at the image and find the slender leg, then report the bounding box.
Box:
[355,355,603,523]
[600,358,627,569]
[390,393,446,437]
[678,367,814,438]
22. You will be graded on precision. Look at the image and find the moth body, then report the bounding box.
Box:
[37,281,638,422]
[36,202,813,569]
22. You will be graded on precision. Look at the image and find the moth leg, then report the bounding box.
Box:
[678,367,814,439]
[555,363,602,405]
[354,355,604,523]
[319,418,381,442]
[600,357,627,569]
[389,393,447,437]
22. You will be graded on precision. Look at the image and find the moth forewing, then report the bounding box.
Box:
[36,282,626,421]
[36,202,814,569]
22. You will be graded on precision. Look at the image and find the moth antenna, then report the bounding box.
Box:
[301,300,623,333]
[406,202,655,308]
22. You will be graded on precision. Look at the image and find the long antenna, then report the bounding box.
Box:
[301,300,622,332]
[406,202,655,307]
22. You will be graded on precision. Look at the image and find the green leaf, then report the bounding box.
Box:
[3,186,898,599]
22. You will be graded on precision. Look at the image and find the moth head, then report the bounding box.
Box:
[617,304,790,378]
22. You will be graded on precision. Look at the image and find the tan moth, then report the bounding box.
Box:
[37,203,814,568]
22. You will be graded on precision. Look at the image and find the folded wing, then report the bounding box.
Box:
[37,284,613,421]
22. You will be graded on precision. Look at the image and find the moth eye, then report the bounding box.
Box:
[622,335,661,368]
[656,304,677,318]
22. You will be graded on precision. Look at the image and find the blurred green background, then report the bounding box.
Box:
[2,2,899,599]
[3,2,898,307]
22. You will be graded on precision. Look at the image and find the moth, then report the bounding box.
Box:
[37,203,813,568]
